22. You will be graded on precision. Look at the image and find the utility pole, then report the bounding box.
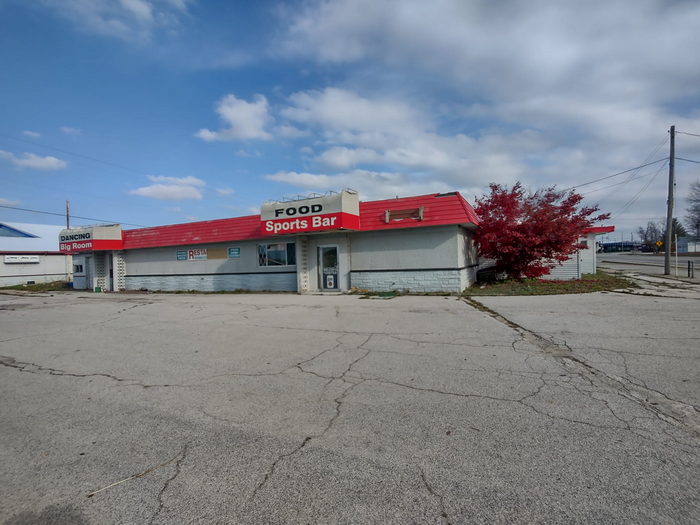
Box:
[66,200,70,229]
[664,125,675,275]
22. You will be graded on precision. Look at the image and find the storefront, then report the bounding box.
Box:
[58,224,124,292]
[60,190,480,293]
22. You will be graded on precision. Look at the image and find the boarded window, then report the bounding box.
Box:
[384,207,424,223]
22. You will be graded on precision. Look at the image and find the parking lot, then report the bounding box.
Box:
[1,280,698,524]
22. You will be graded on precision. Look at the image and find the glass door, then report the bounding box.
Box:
[318,246,339,290]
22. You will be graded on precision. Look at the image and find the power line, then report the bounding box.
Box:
[559,158,667,192]
[0,132,148,175]
[611,160,668,218]
[0,203,147,227]
[677,157,700,164]
[676,131,700,138]
[580,169,657,196]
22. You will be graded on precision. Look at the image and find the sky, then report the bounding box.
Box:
[1,0,699,240]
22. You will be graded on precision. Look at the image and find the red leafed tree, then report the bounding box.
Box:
[474,182,610,279]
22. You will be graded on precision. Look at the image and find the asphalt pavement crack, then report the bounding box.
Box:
[148,443,190,525]
[462,297,700,437]
[419,467,451,525]
[249,335,374,500]
[0,355,187,389]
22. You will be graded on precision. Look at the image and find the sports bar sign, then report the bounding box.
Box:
[59,225,123,253]
[260,190,360,236]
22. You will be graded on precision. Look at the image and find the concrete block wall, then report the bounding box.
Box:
[460,267,477,290]
[350,270,463,293]
[125,272,297,292]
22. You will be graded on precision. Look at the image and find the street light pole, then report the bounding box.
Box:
[664,125,675,275]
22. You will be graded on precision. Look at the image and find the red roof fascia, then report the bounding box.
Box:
[122,192,480,250]
[123,215,262,250]
[582,226,615,235]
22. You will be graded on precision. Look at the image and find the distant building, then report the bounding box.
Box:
[0,222,71,286]
[678,236,700,254]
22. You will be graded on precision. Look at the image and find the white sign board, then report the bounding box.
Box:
[4,255,40,264]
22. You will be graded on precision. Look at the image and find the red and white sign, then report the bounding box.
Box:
[58,226,123,254]
[262,212,360,235]
[260,190,360,236]
[59,239,124,253]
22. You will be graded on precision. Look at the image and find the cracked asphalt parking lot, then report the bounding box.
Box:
[1,281,698,524]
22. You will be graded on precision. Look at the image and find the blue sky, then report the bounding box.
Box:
[1,0,699,240]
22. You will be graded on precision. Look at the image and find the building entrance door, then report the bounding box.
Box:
[318,246,339,290]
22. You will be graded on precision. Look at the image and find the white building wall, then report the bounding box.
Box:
[457,227,478,290]
[579,233,597,275]
[72,224,477,294]
[0,254,71,286]
[544,254,581,280]
[348,226,470,293]
[123,239,298,292]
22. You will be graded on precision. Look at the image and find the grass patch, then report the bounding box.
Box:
[465,270,635,296]
[0,281,73,292]
[357,290,400,299]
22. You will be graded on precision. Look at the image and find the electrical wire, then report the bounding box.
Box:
[0,203,147,227]
[580,169,657,196]
[0,132,147,175]
[559,158,667,192]
[560,134,670,193]
[677,157,700,164]
[676,131,700,138]
[611,160,668,218]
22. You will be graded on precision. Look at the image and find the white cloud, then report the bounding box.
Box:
[216,188,234,196]
[39,0,193,42]
[0,150,67,170]
[147,175,205,186]
[274,124,309,138]
[274,0,700,221]
[279,0,700,104]
[267,169,453,201]
[60,126,82,135]
[196,94,273,141]
[278,87,533,186]
[120,0,153,23]
[282,87,422,136]
[22,130,41,138]
[0,197,20,206]
[129,184,203,200]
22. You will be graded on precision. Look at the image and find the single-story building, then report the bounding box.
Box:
[545,226,615,280]
[57,190,614,292]
[1,222,72,286]
[678,236,700,254]
[59,191,480,294]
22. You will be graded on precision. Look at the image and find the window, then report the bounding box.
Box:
[73,264,84,273]
[258,242,296,266]
[384,207,424,223]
